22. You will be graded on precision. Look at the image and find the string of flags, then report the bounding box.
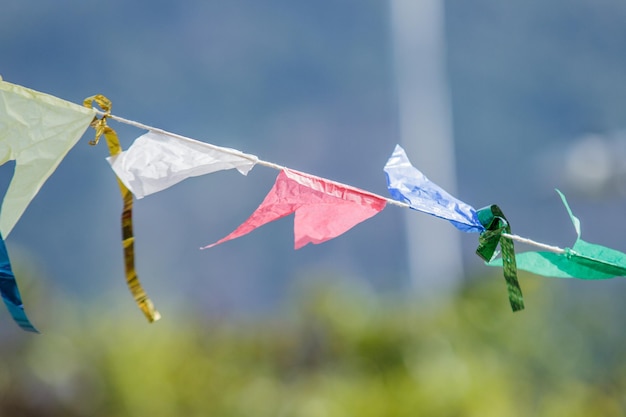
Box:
[1,78,624,332]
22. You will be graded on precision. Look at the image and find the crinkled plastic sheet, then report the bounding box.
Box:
[0,80,95,237]
[204,168,386,250]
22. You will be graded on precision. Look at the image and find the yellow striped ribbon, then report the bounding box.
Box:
[84,95,161,322]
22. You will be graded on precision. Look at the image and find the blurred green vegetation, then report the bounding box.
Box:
[0,270,625,417]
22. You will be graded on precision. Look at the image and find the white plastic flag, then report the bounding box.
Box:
[107,131,258,198]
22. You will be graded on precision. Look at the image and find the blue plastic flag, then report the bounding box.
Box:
[0,234,38,332]
[384,145,484,233]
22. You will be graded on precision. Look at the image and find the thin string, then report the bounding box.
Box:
[96,110,567,255]
[96,110,284,170]
[502,233,566,254]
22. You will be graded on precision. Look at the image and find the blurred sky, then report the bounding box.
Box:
[2,0,626,317]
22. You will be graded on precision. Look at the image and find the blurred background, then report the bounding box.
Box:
[1,0,626,415]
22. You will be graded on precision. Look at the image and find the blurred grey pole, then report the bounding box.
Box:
[390,0,463,294]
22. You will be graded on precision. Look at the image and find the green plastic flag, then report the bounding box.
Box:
[490,190,626,279]
[476,205,525,311]
[0,79,96,236]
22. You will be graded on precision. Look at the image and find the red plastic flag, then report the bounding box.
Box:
[203,169,387,250]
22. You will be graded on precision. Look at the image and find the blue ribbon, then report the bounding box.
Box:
[0,234,38,332]
[384,144,484,233]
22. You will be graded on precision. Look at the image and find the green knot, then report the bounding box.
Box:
[476,205,525,312]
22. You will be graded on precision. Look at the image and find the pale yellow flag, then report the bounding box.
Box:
[0,80,96,236]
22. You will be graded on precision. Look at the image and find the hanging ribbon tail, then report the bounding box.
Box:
[0,233,38,332]
[84,95,161,323]
[476,205,524,312]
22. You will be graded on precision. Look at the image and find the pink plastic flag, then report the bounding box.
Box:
[202,169,386,250]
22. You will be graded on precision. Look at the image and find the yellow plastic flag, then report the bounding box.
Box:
[0,80,96,236]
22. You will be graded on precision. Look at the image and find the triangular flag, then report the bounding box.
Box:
[384,144,483,233]
[202,169,386,250]
[107,131,258,199]
[0,80,96,236]
[0,232,37,332]
[490,190,626,279]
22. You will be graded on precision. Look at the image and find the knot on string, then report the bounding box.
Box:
[476,205,525,312]
[83,94,114,147]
